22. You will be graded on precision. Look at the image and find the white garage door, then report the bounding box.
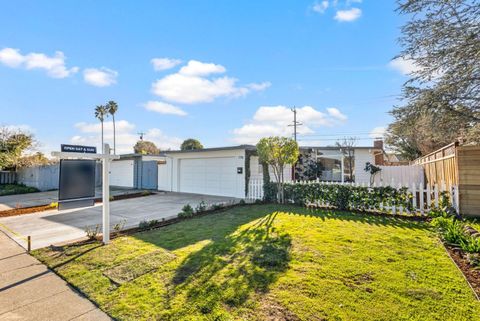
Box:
[110,160,134,187]
[179,157,240,197]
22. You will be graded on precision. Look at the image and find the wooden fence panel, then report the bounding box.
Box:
[457,146,480,216]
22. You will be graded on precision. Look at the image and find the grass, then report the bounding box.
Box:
[0,183,39,196]
[33,204,480,320]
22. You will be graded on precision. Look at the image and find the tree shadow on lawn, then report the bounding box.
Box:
[134,204,428,253]
[132,205,428,317]
[171,212,293,315]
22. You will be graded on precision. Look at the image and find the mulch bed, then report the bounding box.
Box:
[0,204,56,218]
[444,245,480,300]
[0,191,156,218]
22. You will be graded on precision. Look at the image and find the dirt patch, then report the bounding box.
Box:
[343,272,375,292]
[445,245,480,299]
[94,191,156,203]
[103,249,175,284]
[258,296,301,321]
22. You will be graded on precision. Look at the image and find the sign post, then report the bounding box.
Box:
[52,143,119,245]
[102,143,111,244]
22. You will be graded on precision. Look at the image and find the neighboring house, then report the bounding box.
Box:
[109,142,384,198]
[295,144,384,184]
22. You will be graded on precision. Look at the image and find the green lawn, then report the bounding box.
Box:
[33,205,480,321]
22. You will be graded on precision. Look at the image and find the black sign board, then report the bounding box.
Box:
[58,159,96,206]
[61,144,97,154]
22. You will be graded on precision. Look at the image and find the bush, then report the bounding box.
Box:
[84,224,101,240]
[195,201,207,213]
[210,203,225,211]
[0,183,39,196]
[178,204,194,218]
[460,235,480,253]
[428,192,457,218]
[113,219,127,234]
[139,219,160,229]
[431,217,466,245]
[264,181,414,213]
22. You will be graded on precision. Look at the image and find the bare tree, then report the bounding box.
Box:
[336,137,357,182]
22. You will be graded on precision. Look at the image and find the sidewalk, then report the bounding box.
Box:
[0,231,111,321]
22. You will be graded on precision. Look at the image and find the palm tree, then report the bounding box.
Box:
[94,105,108,153]
[106,101,119,154]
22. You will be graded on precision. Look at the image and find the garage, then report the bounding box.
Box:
[166,146,253,198]
[179,157,240,197]
[110,159,134,187]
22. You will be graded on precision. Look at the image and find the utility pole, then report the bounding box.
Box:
[288,107,303,142]
[137,132,146,141]
[288,107,303,181]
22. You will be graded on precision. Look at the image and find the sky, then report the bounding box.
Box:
[0,0,413,154]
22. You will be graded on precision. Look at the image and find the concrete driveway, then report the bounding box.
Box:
[0,192,236,250]
[0,187,141,211]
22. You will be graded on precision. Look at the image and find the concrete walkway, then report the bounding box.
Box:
[0,187,140,211]
[0,192,236,250]
[0,231,111,321]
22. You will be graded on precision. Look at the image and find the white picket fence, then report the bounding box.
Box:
[246,178,459,215]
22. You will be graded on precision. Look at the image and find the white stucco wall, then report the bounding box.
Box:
[354,149,375,184]
[166,149,246,198]
[249,156,292,182]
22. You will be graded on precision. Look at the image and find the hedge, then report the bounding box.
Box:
[264,181,414,212]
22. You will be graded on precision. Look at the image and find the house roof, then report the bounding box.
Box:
[163,144,381,155]
[164,145,256,154]
[118,153,167,159]
[299,146,381,150]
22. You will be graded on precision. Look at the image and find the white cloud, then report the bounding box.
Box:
[247,81,271,91]
[369,126,386,138]
[232,105,347,144]
[179,60,226,76]
[334,8,362,22]
[151,59,270,104]
[143,100,187,116]
[151,58,182,71]
[83,67,118,87]
[326,107,347,121]
[72,120,182,153]
[312,1,329,14]
[0,48,79,78]
[388,57,420,76]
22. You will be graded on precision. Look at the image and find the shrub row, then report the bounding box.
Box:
[264,182,414,212]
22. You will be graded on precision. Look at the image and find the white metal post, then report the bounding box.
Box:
[102,143,110,244]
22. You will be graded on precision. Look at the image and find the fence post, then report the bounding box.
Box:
[434,184,439,208]
[419,182,424,215]
[411,183,417,215]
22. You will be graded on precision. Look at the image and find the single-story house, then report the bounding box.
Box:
[109,141,384,198]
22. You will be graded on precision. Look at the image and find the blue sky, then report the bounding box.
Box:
[0,0,412,153]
